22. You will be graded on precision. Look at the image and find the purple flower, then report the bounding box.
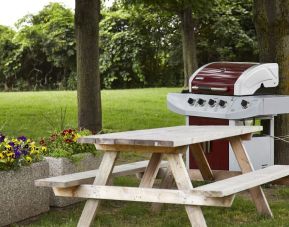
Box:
[0,134,5,143]
[18,136,27,142]
[8,142,15,147]
[21,149,28,155]
[14,150,21,159]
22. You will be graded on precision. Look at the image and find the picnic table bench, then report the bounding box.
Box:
[35,126,289,227]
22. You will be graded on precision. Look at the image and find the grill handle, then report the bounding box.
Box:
[191,86,228,92]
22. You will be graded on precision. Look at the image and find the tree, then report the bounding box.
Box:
[122,0,212,88]
[180,4,198,88]
[197,0,258,65]
[253,0,289,164]
[100,4,182,88]
[75,0,102,133]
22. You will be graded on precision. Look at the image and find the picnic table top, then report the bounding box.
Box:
[78,125,262,147]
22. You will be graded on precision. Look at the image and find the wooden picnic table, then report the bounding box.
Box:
[36,125,289,227]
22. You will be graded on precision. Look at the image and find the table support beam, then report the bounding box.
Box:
[151,167,175,213]
[53,185,234,207]
[190,143,214,181]
[229,136,273,217]
[77,151,118,227]
[139,153,163,188]
[167,152,207,227]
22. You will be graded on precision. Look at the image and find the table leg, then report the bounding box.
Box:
[190,143,214,181]
[139,153,163,187]
[151,167,174,213]
[77,151,118,227]
[167,152,207,227]
[229,136,273,217]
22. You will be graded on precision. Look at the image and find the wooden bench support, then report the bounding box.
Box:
[167,152,207,227]
[53,185,234,207]
[229,136,273,217]
[77,151,118,227]
[151,167,175,213]
[190,143,214,181]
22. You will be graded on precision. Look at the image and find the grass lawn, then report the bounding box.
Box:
[0,88,183,139]
[1,88,289,226]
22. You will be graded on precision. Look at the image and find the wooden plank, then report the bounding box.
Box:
[35,160,168,188]
[193,165,289,197]
[77,151,118,227]
[139,153,163,188]
[190,143,214,181]
[94,144,187,153]
[151,167,175,213]
[229,136,273,217]
[167,152,207,227]
[78,126,262,147]
[53,185,234,207]
[188,169,241,181]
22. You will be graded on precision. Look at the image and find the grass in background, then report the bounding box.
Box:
[2,88,289,226]
[0,88,183,139]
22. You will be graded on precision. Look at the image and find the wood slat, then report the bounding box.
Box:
[35,160,168,188]
[193,165,289,197]
[190,143,214,181]
[167,152,207,227]
[78,126,262,147]
[77,151,118,227]
[53,185,234,207]
[229,136,273,217]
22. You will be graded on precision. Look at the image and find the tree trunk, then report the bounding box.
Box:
[180,6,198,88]
[253,0,289,164]
[75,0,102,133]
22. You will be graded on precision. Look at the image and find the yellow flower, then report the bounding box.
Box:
[0,153,4,159]
[41,146,47,152]
[5,145,12,152]
[6,152,14,158]
[25,156,32,163]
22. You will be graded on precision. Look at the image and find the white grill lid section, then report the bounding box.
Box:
[234,63,279,95]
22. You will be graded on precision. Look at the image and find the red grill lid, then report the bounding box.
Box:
[190,62,258,95]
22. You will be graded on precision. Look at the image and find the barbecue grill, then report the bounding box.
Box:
[167,62,289,171]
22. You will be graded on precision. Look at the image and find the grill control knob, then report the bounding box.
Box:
[187,98,195,105]
[219,100,227,108]
[241,100,249,109]
[197,98,206,106]
[208,99,216,107]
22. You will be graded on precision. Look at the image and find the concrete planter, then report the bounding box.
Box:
[0,161,49,227]
[45,153,100,207]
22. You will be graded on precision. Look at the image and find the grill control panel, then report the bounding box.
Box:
[167,93,289,119]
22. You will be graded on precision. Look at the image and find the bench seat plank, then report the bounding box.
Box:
[35,160,167,188]
[193,165,289,197]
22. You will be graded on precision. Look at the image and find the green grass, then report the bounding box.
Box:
[0,88,183,139]
[2,88,289,226]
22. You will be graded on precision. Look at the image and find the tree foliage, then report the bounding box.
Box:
[100,4,183,88]
[0,1,258,90]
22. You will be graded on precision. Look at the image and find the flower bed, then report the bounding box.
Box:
[0,161,49,226]
[0,134,46,170]
[43,129,100,207]
[0,134,49,226]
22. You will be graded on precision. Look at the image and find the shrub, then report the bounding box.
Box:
[42,128,95,158]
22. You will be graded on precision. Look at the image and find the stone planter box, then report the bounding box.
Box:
[45,153,100,207]
[0,161,49,227]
